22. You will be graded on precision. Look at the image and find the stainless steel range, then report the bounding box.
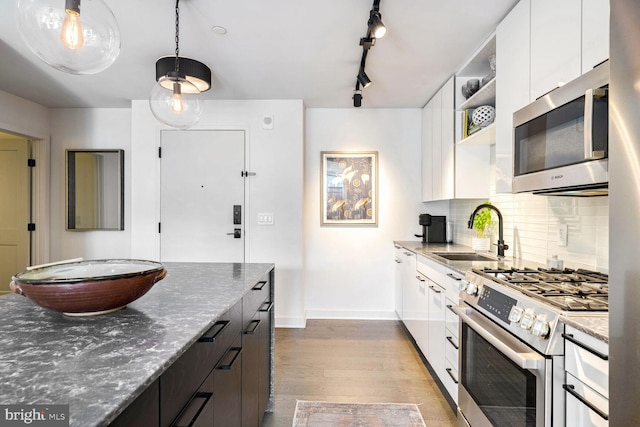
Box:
[454,267,608,427]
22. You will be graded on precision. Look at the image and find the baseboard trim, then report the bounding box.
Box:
[275,316,307,328]
[305,310,398,320]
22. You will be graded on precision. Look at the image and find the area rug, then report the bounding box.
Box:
[292,400,426,427]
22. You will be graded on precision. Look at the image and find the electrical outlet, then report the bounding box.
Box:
[258,212,274,225]
[558,224,568,247]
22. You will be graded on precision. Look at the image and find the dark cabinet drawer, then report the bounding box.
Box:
[109,379,159,427]
[214,336,243,427]
[243,275,270,326]
[172,369,214,427]
[160,299,242,427]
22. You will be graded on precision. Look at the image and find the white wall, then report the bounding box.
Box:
[304,108,423,319]
[49,109,132,260]
[130,100,305,327]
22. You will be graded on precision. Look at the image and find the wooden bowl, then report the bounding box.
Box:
[10,259,167,316]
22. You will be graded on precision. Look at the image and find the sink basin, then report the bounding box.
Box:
[433,252,497,262]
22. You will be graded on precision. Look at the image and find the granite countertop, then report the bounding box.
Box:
[560,315,609,344]
[394,240,546,274]
[394,240,609,342]
[0,262,274,427]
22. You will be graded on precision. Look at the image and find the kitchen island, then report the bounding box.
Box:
[0,262,274,427]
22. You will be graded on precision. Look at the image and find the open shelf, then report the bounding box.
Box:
[459,78,496,110]
[457,122,496,146]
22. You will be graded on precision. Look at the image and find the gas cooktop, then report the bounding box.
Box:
[471,267,609,312]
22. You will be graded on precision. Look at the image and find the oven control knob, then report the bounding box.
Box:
[531,316,551,339]
[465,282,478,296]
[519,309,536,330]
[459,280,468,292]
[508,306,524,323]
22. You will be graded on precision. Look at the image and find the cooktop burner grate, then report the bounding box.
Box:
[472,267,608,312]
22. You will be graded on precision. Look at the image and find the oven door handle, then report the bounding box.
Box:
[453,306,546,370]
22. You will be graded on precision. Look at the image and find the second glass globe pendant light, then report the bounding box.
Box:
[149,0,211,129]
[15,0,121,74]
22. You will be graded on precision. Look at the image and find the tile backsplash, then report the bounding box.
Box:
[449,194,609,273]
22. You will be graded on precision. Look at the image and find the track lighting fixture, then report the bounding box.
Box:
[353,83,363,108]
[357,68,372,89]
[149,0,211,129]
[351,0,386,107]
[368,10,386,39]
[357,71,371,88]
[16,0,121,74]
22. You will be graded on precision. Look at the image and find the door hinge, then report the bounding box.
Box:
[27,159,36,167]
[158,147,162,158]
[241,171,256,177]
[158,222,161,233]
[27,223,36,231]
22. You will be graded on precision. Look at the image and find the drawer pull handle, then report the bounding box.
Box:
[416,275,426,282]
[563,384,609,421]
[446,304,457,314]
[244,319,262,335]
[198,320,230,343]
[445,368,459,384]
[446,336,459,350]
[217,347,242,370]
[446,273,462,281]
[404,252,413,256]
[259,301,273,313]
[253,280,267,291]
[171,392,212,427]
[562,333,609,360]
[429,285,442,294]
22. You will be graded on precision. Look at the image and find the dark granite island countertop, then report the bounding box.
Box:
[0,262,274,427]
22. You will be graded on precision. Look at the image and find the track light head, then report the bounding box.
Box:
[368,11,386,38]
[357,69,372,88]
[353,91,362,108]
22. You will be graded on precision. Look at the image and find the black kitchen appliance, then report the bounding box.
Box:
[414,214,446,244]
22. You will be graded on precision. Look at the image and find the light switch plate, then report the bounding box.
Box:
[258,212,274,225]
[558,224,568,247]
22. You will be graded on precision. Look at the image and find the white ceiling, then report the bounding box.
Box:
[0,0,518,109]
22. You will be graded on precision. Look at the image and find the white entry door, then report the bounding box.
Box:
[0,139,29,294]
[160,130,245,262]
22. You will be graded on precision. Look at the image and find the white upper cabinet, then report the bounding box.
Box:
[530,0,609,101]
[495,0,531,193]
[441,77,455,200]
[421,76,489,202]
[421,96,434,202]
[582,0,610,73]
[530,0,582,101]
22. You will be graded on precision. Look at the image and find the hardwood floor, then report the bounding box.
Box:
[261,319,457,426]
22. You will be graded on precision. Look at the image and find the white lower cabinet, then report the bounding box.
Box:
[426,280,446,379]
[563,325,609,426]
[393,245,404,319]
[416,255,463,404]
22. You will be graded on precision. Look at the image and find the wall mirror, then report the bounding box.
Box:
[66,149,124,231]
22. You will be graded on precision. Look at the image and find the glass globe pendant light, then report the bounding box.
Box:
[15,0,121,74]
[149,0,210,129]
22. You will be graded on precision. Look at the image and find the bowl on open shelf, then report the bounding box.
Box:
[10,259,167,316]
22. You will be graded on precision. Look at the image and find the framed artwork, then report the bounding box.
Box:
[321,151,378,225]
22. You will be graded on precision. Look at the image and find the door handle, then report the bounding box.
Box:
[226,228,241,238]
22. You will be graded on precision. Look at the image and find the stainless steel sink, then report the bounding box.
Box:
[433,252,497,262]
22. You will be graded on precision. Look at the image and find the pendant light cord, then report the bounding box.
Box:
[174,0,180,73]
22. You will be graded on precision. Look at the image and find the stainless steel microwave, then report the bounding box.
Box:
[512,61,609,196]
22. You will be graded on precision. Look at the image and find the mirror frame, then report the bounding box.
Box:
[66,149,124,231]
